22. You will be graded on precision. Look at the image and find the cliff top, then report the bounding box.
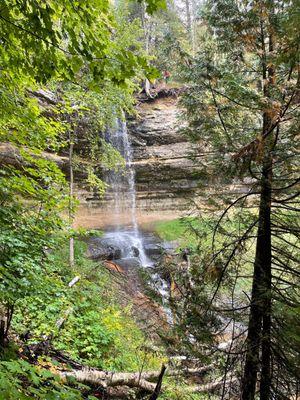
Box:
[137,82,186,103]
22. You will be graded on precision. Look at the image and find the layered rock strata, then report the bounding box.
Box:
[74,94,200,228]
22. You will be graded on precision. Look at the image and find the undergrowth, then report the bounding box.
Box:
[2,236,166,398]
[13,237,164,372]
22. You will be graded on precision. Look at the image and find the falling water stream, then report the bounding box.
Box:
[104,119,151,267]
[102,118,172,323]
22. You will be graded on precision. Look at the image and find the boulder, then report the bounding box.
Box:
[143,242,163,258]
[88,238,122,261]
[131,246,140,257]
[113,258,141,270]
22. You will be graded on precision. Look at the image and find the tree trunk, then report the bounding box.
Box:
[69,131,74,268]
[259,28,275,400]
[191,0,197,54]
[241,13,275,399]
[260,292,272,400]
[61,365,232,394]
[185,0,193,49]
[186,373,238,393]
[241,157,272,400]
[241,120,273,400]
[62,368,157,392]
[149,364,166,400]
[141,2,150,55]
[0,320,5,351]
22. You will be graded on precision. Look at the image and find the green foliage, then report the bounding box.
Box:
[0,359,84,399]
[0,0,162,84]
[148,8,190,80]
[274,301,300,376]
[0,0,166,397]
[0,179,67,305]
[13,239,165,372]
[161,380,217,400]
[46,9,150,198]
[0,0,165,336]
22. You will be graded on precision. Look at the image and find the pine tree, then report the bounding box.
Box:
[180,1,300,398]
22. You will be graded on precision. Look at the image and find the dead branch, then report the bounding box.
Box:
[186,374,238,393]
[149,364,166,400]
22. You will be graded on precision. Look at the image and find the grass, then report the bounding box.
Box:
[153,216,223,252]
[154,216,255,295]
[154,217,206,247]
[155,218,192,241]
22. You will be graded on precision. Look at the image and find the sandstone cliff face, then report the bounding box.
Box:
[74,93,203,228]
[128,96,199,212]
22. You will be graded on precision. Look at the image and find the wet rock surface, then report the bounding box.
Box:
[88,238,122,260]
[86,230,171,337]
[88,230,163,263]
[113,257,141,270]
[141,232,164,259]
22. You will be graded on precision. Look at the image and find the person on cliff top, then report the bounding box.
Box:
[163,70,171,84]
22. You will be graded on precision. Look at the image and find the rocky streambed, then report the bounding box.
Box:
[86,229,178,336]
[88,229,166,265]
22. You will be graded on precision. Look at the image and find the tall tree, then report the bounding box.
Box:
[180,1,300,399]
[185,0,193,44]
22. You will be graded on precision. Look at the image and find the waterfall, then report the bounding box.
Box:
[106,119,138,232]
[104,118,150,267]
[102,118,172,321]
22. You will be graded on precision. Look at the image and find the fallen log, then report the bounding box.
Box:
[60,364,222,394]
[186,374,238,393]
[61,364,212,382]
[61,369,156,392]
[140,365,213,380]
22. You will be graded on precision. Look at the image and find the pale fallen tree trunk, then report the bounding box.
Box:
[140,365,213,380]
[186,374,238,393]
[62,365,212,383]
[60,365,232,394]
[61,369,157,392]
